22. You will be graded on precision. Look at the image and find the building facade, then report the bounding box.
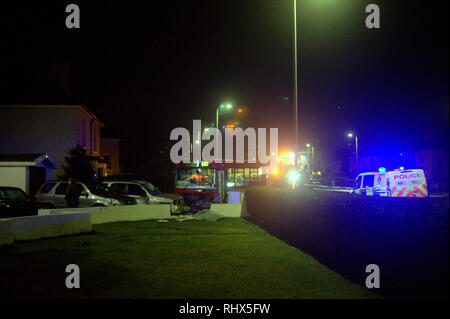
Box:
[0,105,105,180]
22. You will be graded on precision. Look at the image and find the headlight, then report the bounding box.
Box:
[287,171,300,183]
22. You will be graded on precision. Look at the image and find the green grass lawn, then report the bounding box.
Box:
[0,218,379,298]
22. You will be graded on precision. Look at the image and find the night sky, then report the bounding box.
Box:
[0,0,448,175]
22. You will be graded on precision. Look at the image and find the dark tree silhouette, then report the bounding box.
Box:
[60,145,95,183]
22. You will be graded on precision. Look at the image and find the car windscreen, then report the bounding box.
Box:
[176,168,215,187]
[140,182,160,195]
[0,188,29,201]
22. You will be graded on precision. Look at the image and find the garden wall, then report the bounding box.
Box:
[39,204,171,224]
[0,212,91,246]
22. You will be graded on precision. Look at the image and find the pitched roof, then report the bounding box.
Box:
[0,153,58,169]
[0,153,46,162]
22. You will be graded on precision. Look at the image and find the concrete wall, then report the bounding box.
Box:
[89,205,171,224]
[0,166,27,191]
[210,203,242,218]
[0,212,91,246]
[0,219,13,246]
[38,206,103,216]
[39,204,172,224]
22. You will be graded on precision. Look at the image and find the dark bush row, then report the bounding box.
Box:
[244,187,449,298]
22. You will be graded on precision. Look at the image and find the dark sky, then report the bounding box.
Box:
[0,0,448,165]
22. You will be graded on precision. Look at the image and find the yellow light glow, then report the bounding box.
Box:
[272,169,279,175]
[280,152,294,158]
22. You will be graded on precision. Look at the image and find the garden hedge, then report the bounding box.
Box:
[244,187,449,298]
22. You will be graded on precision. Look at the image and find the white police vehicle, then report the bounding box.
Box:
[353,167,428,197]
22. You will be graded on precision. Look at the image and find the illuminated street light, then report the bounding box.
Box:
[293,0,299,170]
[347,132,359,173]
[216,103,233,129]
[306,143,314,171]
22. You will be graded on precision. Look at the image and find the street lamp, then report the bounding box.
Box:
[216,103,233,129]
[293,0,299,169]
[347,132,358,173]
[306,143,314,171]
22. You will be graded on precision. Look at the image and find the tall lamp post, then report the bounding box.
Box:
[293,0,299,170]
[347,133,358,174]
[216,103,232,129]
[306,143,314,171]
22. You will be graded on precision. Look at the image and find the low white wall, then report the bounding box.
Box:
[0,212,91,245]
[0,219,13,246]
[38,206,103,216]
[240,193,249,218]
[210,203,242,218]
[89,204,171,224]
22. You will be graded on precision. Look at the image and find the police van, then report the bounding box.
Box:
[353,167,428,197]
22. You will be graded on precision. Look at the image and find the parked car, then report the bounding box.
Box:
[35,181,136,208]
[102,180,185,213]
[0,187,38,218]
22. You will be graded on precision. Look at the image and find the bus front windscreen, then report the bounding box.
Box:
[176,168,215,187]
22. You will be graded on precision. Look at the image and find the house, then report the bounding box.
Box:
[0,153,58,195]
[0,105,109,180]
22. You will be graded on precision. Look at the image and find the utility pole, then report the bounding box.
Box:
[293,0,299,170]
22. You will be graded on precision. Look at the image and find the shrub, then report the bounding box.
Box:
[244,187,449,298]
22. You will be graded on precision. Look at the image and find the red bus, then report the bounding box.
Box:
[174,161,266,210]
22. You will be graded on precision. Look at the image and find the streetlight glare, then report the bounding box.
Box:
[347,133,353,138]
[216,103,233,128]
[306,143,311,148]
